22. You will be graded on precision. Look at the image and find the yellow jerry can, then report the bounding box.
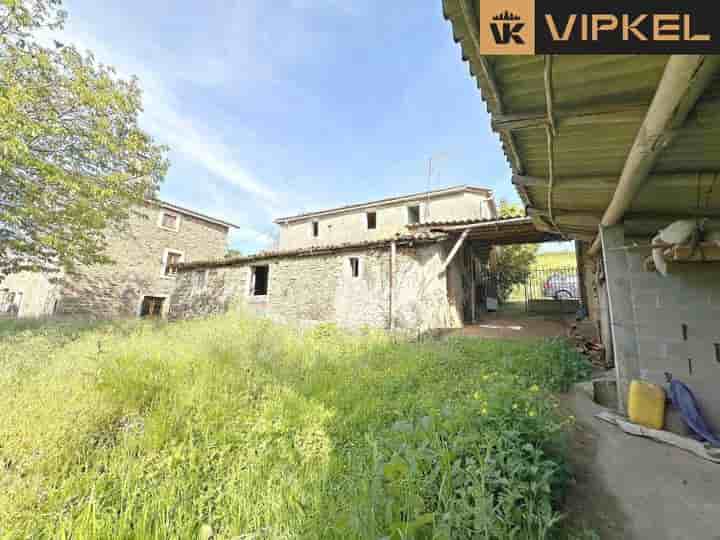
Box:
[628,380,666,430]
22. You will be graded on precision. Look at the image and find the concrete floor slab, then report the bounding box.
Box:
[563,388,720,540]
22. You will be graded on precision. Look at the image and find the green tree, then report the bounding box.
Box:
[0,0,168,279]
[494,200,538,302]
[225,248,243,259]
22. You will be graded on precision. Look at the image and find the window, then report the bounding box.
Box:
[159,211,180,231]
[140,296,165,318]
[312,221,319,237]
[366,211,377,230]
[407,205,420,225]
[250,265,269,296]
[163,249,184,276]
[349,257,360,278]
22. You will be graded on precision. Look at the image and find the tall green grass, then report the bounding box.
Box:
[0,315,590,539]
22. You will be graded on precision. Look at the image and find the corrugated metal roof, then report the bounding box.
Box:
[443,0,720,240]
[409,215,562,244]
[177,232,446,271]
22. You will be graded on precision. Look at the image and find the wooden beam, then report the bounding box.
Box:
[514,174,617,189]
[493,102,649,132]
[438,229,469,275]
[514,172,720,191]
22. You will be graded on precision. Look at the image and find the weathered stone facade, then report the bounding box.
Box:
[275,186,495,251]
[2,201,231,318]
[170,240,466,331]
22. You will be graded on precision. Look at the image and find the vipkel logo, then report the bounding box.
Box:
[490,11,526,45]
[478,0,718,55]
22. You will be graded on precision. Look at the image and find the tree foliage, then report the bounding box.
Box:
[0,0,168,278]
[494,200,538,302]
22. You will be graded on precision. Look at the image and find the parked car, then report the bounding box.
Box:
[543,273,578,300]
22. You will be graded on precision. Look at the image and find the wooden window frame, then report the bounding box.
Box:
[161,248,185,278]
[158,211,181,232]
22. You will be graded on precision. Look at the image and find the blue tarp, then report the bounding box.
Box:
[668,379,720,448]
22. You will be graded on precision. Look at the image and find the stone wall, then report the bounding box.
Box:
[601,224,720,432]
[0,271,59,317]
[170,241,464,331]
[52,203,228,318]
[277,192,493,250]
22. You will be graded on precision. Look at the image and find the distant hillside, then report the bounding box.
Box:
[534,251,575,269]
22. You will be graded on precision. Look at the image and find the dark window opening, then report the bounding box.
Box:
[251,265,269,296]
[312,221,319,237]
[349,257,360,278]
[140,296,165,318]
[407,205,420,224]
[367,211,377,230]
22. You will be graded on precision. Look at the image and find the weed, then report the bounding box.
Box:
[0,315,590,539]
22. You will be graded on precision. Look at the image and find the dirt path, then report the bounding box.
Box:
[454,312,572,340]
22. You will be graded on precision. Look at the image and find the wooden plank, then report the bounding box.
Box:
[493,103,648,132]
[600,224,639,414]
[668,243,720,262]
[438,229,469,275]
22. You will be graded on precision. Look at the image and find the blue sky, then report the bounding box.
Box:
[58,1,568,253]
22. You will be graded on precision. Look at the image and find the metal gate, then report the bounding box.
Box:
[476,265,581,313]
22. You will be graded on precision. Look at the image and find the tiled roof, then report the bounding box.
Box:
[273,185,493,223]
[407,215,532,228]
[150,199,239,229]
[177,232,446,271]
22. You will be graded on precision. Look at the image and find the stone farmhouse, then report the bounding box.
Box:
[169,186,552,331]
[169,185,547,331]
[0,199,236,319]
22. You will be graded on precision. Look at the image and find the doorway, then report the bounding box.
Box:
[140,296,165,318]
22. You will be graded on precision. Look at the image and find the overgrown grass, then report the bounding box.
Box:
[0,314,590,539]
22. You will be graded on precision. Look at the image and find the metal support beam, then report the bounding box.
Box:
[588,55,720,255]
[438,229,469,276]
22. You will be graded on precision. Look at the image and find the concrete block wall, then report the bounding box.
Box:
[601,224,720,432]
[170,242,464,331]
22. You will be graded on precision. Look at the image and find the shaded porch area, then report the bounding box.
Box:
[416,216,583,324]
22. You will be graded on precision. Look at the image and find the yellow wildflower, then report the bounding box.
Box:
[529,384,540,393]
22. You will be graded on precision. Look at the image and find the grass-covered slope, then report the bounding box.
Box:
[0,315,590,539]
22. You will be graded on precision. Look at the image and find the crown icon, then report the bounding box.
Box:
[492,11,522,21]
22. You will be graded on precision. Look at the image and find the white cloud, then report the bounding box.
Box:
[51,24,281,206]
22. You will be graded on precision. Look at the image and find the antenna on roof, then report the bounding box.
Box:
[426,153,449,221]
